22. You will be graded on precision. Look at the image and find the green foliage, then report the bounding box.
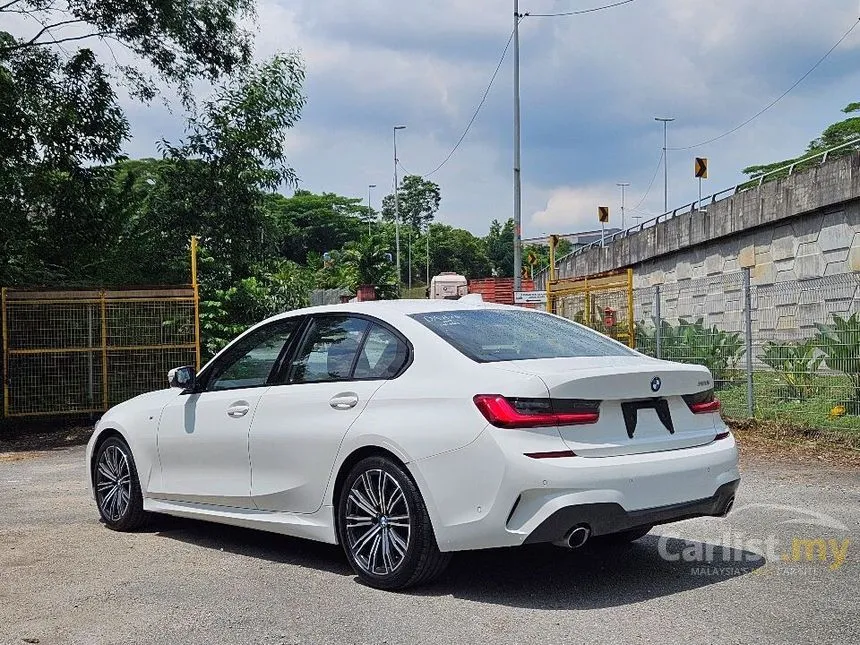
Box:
[486,218,515,278]
[759,339,823,401]
[381,175,441,231]
[742,102,860,183]
[426,223,492,279]
[267,191,367,264]
[635,318,745,384]
[342,235,399,300]
[0,0,255,105]
[200,260,312,357]
[815,313,860,413]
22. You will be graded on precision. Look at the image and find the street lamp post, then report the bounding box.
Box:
[616,182,630,230]
[512,0,523,290]
[655,117,674,213]
[367,184,376,236]
[393,125,406,288]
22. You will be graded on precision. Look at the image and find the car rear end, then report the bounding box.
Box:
[408,306,740,552]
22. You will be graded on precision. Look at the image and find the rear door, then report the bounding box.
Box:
[506,356,718,457]
[249,315,411,513]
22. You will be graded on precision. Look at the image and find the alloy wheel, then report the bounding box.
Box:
[344,469,411,576]
[96,444,132,523]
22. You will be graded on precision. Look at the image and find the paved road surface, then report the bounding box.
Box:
[1,446,858,645]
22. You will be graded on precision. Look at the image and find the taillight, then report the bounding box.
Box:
[683,389,721,414]
[473,395,600,429]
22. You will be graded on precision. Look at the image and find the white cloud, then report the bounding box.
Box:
[97,0,860,238]
[529,184,622,233]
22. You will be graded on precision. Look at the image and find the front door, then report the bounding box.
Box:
[152,318,302,507]
[250,315,411,513]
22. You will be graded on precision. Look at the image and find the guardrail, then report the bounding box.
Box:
[545,138,860,274]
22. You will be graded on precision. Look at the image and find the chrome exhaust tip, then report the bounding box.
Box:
[558,525,590,549]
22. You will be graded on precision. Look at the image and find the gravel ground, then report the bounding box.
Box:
[1,446,858,645]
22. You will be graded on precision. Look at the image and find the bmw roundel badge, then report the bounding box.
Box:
[650,376,662,392]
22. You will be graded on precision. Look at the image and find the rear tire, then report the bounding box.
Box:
[93,436,148,531]
[336,456,450,590]
[592,524,653,546]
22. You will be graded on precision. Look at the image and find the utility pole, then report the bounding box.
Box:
[393,125,406,288]
[367,184,376,236]
[425,224,430,287]
[655,117,674,213]
[512,0,523,290]
[617,182,630,230]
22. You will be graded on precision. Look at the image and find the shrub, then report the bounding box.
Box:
[759,339,823,401]
[815,313,860,415]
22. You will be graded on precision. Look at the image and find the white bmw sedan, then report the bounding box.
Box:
[87,298,739,589]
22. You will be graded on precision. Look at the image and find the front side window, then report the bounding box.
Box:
[290,316,369,384]
[410,308,635,362]
[208,320,299,391]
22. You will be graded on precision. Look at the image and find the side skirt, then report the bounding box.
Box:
[144,498,338,544]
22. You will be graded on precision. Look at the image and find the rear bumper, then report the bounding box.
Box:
[523,479,739,544]
[410,426,740,552]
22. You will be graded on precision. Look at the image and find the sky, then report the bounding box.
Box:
[118,0,860,239]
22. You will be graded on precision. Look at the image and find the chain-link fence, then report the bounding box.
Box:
[629,270,860,430]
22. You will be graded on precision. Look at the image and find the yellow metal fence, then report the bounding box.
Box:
[548,268,636,348]
[2,287,200,417]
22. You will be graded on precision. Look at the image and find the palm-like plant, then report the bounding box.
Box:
[342,234,399,300]
[815,313,860,413]
[759,339,823,401]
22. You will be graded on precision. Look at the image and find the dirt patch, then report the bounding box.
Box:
[729,418,860,468]
[0,423,94,454]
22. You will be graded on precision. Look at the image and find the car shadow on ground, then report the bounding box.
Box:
[426,537,765,609]
[148,514,353,576]
[151,515,764,608]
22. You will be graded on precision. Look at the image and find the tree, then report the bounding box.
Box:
[342,235,398,299]
[0,0,255,105]
[267,190,367,264]
[151,53,306,286]
[743,102,860,182]
[425,224,492,279]
[485,218,515,278]
[0,0,273,286]
[381,175,441,231]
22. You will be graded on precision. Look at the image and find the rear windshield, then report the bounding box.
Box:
[410,309,635,362]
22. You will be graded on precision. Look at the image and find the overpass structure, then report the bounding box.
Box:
[536,149,860,336]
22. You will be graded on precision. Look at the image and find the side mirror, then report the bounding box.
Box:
[168,366,196,390]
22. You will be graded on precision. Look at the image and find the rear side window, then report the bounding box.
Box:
[290,316,368,383]
[354,325,409,379]
[410,309,635,362]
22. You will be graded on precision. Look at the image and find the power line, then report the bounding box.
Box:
[671,17,860,151]
[527,0,636,18]
[630,149,663,211]
[410,22,519,179]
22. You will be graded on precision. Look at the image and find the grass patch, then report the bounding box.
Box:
[717,372,860,433]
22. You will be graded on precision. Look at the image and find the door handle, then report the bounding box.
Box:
[329,393,359,410]
[226,403,250,418]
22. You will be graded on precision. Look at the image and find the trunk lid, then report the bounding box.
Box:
[493,356,718,457]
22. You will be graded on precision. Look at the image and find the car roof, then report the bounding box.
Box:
[266,296,513,324]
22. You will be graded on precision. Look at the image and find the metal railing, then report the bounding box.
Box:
[544,138,860,274]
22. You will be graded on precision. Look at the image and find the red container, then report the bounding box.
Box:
[356,285,376,302]
[468,278,534,305]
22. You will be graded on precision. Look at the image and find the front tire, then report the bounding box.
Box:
[93,436,148,531]
[336,456,450,590]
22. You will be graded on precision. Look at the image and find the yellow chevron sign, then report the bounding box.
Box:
[598,206,609,223]
[695,157,708,179]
